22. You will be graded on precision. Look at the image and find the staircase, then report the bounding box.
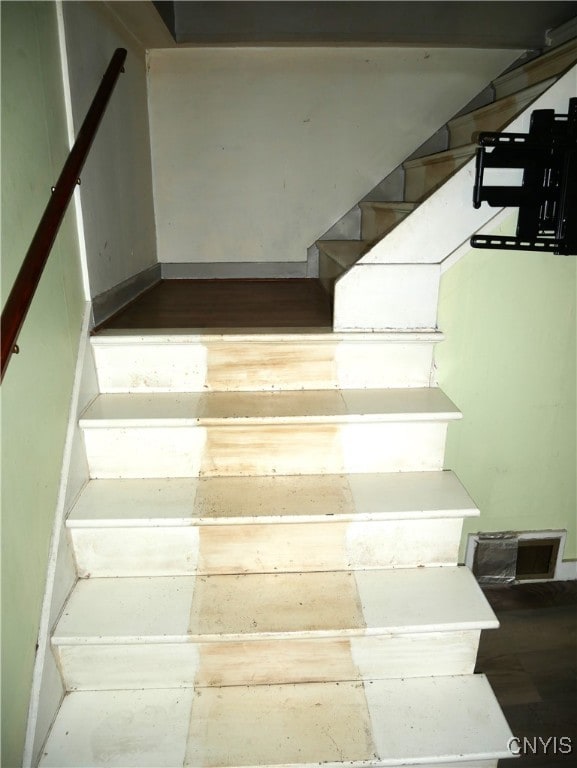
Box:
[317,37,577,321]
[37,327,514,767]
[33,34,577,768]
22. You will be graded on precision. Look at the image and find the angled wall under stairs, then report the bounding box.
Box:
[315,38,577,330]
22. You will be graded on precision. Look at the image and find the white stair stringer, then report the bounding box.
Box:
[334,64,576,331]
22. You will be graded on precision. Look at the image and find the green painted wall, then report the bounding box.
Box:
[1,3,84,766]
[437,214,577,562]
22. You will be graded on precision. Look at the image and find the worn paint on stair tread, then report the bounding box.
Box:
[188,571,365,635]
[193,474,354,519]
[54,567,497,642]
[39,680,510,766]
[67,472,478,524]
[184,681,377,767]
[81,388,462,424]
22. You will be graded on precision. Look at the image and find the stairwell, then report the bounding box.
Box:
[34,38,576,768]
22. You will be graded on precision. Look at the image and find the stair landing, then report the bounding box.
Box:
[96,279,333,331]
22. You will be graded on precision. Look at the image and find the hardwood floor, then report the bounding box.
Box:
[477,581,577,766]
[96,279,333,331]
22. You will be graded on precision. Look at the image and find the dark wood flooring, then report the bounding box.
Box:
[477,581,577,765]
[96,279,332,331]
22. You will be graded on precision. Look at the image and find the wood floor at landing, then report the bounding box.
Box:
[96,279,333,331]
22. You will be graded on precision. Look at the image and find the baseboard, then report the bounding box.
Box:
[23,304,98,768]
[161,261,308,279]
[92,263,161,326]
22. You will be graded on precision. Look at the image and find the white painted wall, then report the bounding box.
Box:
[63,1,157,297]
[148,47,518,266]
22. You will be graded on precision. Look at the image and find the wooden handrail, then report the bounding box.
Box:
[1,48,127,382]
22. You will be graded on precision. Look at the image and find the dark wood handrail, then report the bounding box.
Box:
[1,48,127,382]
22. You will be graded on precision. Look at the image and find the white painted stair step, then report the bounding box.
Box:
[359,201,417,242]
[39,676,512,767]
[52,566,497,689]
[448,77,556,148]
[67,472,478,576]
[80,388,460,425]
[79,388,461,479]
[68,470,478,525]
[91,329,443,392]
[403,143,475,202]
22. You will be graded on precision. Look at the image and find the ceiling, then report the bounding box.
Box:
[152,1,577,47]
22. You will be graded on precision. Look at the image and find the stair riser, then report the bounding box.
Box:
[319,250,344,295]
[404,152,472,202]
[70,518,463,576]
[92,339,438,393]
[55,630,481,690]
[361,208,411,242]
[448,80,553,148]
[82,421,449,478]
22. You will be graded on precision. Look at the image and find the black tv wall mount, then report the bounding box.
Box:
[471,97,576,256]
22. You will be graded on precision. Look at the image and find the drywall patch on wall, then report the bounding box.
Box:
[63,0,157,298]
[436,214,576,561]
[1,3,85,765]
[147,46,518,265]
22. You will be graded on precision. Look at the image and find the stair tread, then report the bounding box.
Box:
[80,388,462,426]
[448,77,556,131]
[358,201,417,211]
[403,143,475,169]
[39,676,512,767]
[53,566,497,643]
[67,470,479,526]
